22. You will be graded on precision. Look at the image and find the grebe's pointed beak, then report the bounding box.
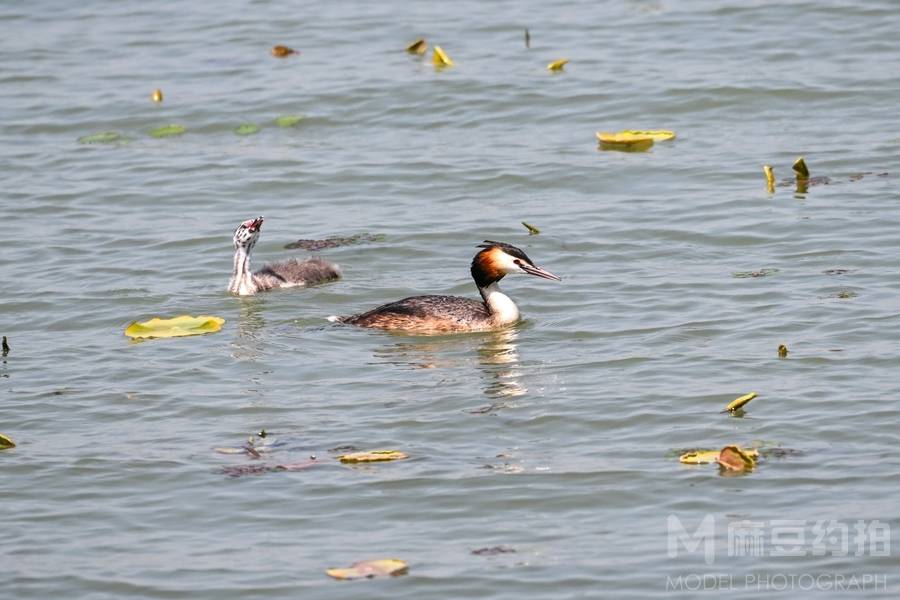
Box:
[248,216,264,232]
[521,263,561,281]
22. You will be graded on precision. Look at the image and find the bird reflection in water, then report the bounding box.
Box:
[372,329,527,413]
[231,297,267,361]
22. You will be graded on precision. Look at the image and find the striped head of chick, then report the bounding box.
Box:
[233,216,263,251]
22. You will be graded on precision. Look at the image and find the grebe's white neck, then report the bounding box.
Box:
[229,246,257,295]
[480,282,520,326]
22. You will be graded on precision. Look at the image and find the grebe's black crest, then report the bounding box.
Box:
[471,240,560,288]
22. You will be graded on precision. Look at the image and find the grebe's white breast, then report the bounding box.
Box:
[480,282,520,326]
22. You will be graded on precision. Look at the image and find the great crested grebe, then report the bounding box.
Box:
[228,216,341,296]
[332,241,561,333]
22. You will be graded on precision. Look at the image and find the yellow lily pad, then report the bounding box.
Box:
[763,165,775,191]
[717,445,758,472]
[433,46,453,67]
[547,58,569,71]
[679,447,759,464]
[0,433,15,449]
[338,449,408,463]
[125,315,225,339]
[326,558,408,580]
[620,129,676,141]
[725,392,757,413]
[596,132,654,152]
[406,38,427,54]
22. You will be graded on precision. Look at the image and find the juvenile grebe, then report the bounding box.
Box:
[333,241,560,333]
[228,216,341,296]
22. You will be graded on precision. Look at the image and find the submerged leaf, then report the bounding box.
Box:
[275,114,305,127]
[78,131,123,144]
[125,315,225,339]
[433,46,453,67]
[234,123,260,136]
[284,233,383,250]
[149,124,186,138]
[338,449,408,463]
[733,268,778,278]
[0,433,15,449]
[326,559,408,580]
[547,58,569,71]
[406,38,427,54]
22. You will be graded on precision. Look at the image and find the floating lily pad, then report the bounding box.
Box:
[679,446,759,464]
[78,131,124,144]
[271,45,298,58]
[547,58,569,71]
[275,114,305,127]
[338,449,408,463]
[125,315,224,339]
[521,221,540,235]
[149,124,186,138]
[406,38,427,54]
[596,132,654,152]
[234,123,260,136]
[724,392,757,414]
[596,130,675,149]
[717,445,757,472]
[0,433,15,449]
[793,157,810,179]
[326,559,408,581]
[433,46,453,67]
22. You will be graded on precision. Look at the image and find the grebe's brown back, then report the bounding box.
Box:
[332,241,560,334]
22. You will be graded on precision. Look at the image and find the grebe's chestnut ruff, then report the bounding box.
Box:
[332,241,561,334]
[228,217,341,296]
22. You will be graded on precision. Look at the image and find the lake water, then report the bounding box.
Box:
[2,1,899,597]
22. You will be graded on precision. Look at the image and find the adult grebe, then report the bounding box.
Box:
[332,241,560,333]
[228,216,341,296]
